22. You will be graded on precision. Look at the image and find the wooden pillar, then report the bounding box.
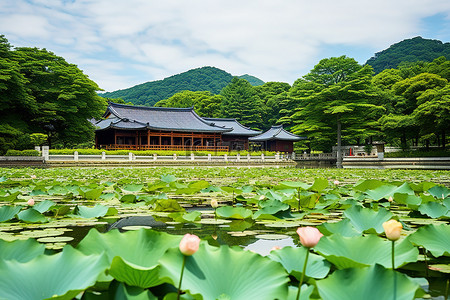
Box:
[171,131,174,146]
[147,130,150,145]
[159,135,162,146]
[114,130,117,146]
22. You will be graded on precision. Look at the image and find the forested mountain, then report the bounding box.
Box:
[238,74,265,86]
[366,36,450,73]
[100,67,265,107]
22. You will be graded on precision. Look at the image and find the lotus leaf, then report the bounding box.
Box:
[158,243,289,300]
[0,238,45,262]
[169,211,201,223]
[120,194,137,203]
[0,246,109,300]
[317,219,361,237]
[122,184,144,192]
[287,285,314,300]
[316,264,422,300]
[74,204,110,218]
[353,179,384,192]
[280,181,311,190]
[33,199,56,213]
[154,199,185,212]
[268,246,331,279]
[315,234,419,269]
[0,191,20,202]
[393,193,421,208]
[216,206,252,219]
[309,178,328,192]
[343,205,392,234]
[83,187,105,200]
[409,224,450,257]
[365,182,414,201]
[418,202,449,218]
[160,174,177,183]
[77,228,181,288]
[17,208,48,223]
[0,205,21,222]
[427,185,450,199]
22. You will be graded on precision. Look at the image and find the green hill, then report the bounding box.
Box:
[100,66,264,106]
[238,74,265,86]
[366,36,450,73]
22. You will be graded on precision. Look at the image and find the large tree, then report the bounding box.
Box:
[0,35,107,152]
[288,56,384,164]
[220,77,263,128]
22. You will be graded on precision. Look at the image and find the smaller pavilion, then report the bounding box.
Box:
[203,118,261,151]
[249,125,306,152]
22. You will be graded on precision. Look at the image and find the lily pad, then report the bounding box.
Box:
[216,206,252,219]
[418,202,449,219]
[317,219,361,237]
[343,205,392,234]
[77,228,181,288]
[74,204,110,218]
[268,246,331,279]
[0,238,46,262]
[17,208,48,223]
[159,243,289,300]
[0,246,109,300]
[316,264,422,300]
[315,234,419,269]
[409,224,450,257]
[0,205,22,222]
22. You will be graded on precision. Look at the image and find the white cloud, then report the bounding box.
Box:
[1,0,450,91]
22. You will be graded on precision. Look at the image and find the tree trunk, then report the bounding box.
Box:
[336,115,342,168]
[442,130,446,150]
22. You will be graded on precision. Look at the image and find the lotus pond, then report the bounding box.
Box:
[0,166,449,300]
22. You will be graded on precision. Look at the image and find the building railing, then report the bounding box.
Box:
[99,144,229,152]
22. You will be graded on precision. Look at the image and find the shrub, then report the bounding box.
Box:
[5,150,40,156]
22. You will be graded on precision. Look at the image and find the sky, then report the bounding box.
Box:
[1,0,450,92]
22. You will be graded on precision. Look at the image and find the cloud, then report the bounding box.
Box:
[1,0,450,91]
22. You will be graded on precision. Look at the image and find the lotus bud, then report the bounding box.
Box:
[30,175,36,179]
[296,226,323,248]
[211,199,218,209]
[383,219,402,241]
[271,246,281,251]
[333,180,340,185]
[179,234,200,256]
[27,198,35,206]
[388,196,393,202]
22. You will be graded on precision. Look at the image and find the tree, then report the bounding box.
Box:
[220,77,263,128]
[254,82,291,130]
[154,90,222,118]
[288,56,384,165]
[12,47,107,147]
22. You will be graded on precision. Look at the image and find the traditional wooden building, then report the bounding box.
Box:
[249,125,306,152]
[203,118,261,151]
[94,102,232,151]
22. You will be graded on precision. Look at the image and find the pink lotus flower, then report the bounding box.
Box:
[27,198,35,206]
[30,175,36,179]
[179,234,200,256]
[383,219,402,241]
[271,246,282,251]
[333,180,340,185]
[296,226,323,248]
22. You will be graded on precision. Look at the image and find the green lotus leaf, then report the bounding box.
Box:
[309,178,328,192]
[159,244,289,300]
[120,194,137,203]
[315,234,419,269]
[83,188,105,200]
[0,191,20,202]
[17,208,48,223]
[280,181,311,190]
[82,281,158,300]
[393,193,421,208]
[409,224,450,257]
[47,185,69,195]
[160,174,177,183]
[0,238,46,262]
[33,199,56,213]
[168,211,201,223]
[286,285,314,300]
[216,206,253,219]
[343,205,392,234]
[444,198,450,210]
[353,179,384,192]
[316,264,422,300]
[317,219,361,237]
[220,186,243,194]
[0,246,109,300]
[0,205,22,222]
[100,193,116,201]
[365,182,414,201]
[74,204,110,218]
[188,180,210,190]
[268,246,331,279]
[154,199,185,212]
[427,185,450,199]
[29,188,47,196]
[122,184,144,192]
[254,200,290,220]
[418,202,449,218]
[77,228,181,288]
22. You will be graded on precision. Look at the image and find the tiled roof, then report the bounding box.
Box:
[95,103,232,133]
[203,118,261,136]
[249,125,306,142]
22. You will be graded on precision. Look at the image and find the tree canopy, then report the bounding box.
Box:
[0,35,106,153]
